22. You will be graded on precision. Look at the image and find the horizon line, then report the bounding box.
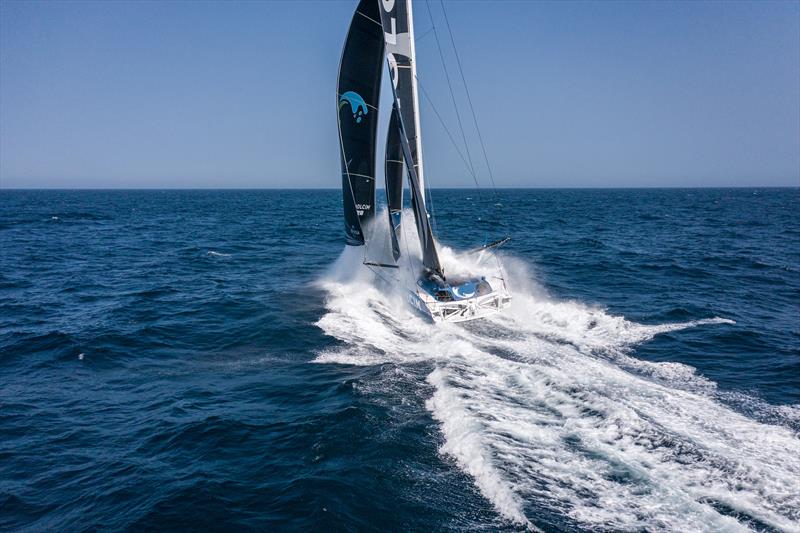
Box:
[1,185,798,191]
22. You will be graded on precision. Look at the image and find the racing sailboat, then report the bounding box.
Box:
[336,0,511,323]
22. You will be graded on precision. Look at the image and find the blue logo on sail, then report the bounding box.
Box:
[339,91,368,123]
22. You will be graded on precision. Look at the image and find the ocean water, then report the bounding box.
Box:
[1,188,798,532]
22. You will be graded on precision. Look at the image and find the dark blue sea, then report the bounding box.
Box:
[1,188,798,532]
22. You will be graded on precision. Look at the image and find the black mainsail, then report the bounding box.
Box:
[337,0,384,246]
[379,0,443,275]
[377,0,426,194]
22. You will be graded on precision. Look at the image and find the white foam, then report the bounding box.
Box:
[314,245,800,531]
[427,366,534,529]
[206,250,231,257]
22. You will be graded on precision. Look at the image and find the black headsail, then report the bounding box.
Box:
[337,0,384,246]
[385,105,404,261]
[379,0,443,275]
[392,105,443,274]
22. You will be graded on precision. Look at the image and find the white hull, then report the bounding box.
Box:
[408,285,511,323]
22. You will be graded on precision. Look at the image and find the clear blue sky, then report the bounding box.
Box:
[1,0,798,188]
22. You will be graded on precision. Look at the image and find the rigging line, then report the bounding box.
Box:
[416,77,481,188]
[415,26,435,42]
[424,0,478,182]
[439,0,498,194]
[424,158,440,237]
[417,80,463,241]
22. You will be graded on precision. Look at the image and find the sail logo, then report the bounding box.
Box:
[339,91,368,123]
[379,0,412,92]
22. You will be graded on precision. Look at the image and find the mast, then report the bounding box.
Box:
[378,0,427,203]
[405,0,426,198]
[337,0,384,246]
[379,0,443,276]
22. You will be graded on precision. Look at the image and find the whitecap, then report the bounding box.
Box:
[313,233,798,531]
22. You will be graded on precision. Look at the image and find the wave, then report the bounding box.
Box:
[313,245,799,531]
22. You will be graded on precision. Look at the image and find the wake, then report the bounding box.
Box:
[314,247,800,532]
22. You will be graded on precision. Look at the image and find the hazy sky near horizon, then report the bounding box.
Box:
[1,0,798,189]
